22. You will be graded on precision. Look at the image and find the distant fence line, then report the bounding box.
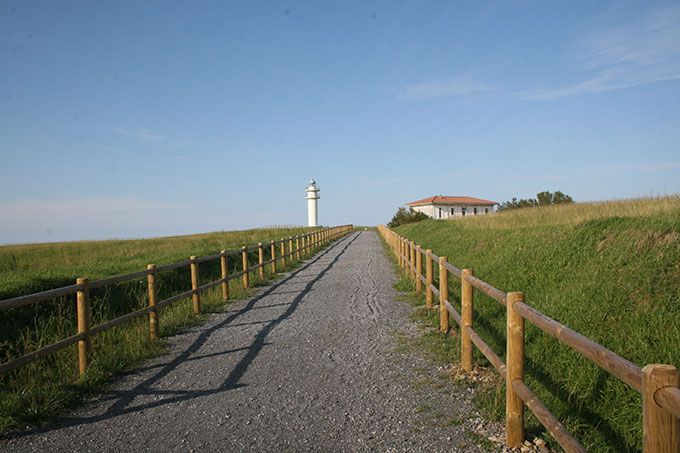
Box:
[257,224,306,230]
[0,225,354,377]
[378,224,680,453]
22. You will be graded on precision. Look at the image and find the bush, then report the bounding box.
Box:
[498,190,573,211]
[388,207,429,227]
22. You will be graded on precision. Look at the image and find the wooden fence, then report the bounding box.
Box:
[0,225,353,377]
[378,224,680,453]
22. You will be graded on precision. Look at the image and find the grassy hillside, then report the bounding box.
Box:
[392,196,680,452]
[0,226,321,432]
[0,227,317,300]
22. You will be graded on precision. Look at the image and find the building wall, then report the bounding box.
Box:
[411,205,436,218]
[411,204,494,219]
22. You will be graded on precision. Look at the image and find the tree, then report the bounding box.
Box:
[497,191,574,211]
[387,207,429,227]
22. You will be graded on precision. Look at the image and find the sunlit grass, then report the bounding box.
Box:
[0,226,331,432]
[0,227,318,300]
[391,195,680,452]
[455,195,680,230]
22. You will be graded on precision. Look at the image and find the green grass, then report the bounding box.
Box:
[0,227,319,299]
[389,196,680,452]
[0,226,332,432]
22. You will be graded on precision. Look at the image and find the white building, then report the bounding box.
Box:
[305,178,320,226]
[406,195,497,219]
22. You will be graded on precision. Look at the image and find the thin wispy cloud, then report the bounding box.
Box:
[0,197,217,216]
[353,169,482,185]
[0,197,224,244]
[520,5,680,100]
[399,74,496,101]
[586,161,680,177]
[642,162,680,172]
[521,161,680,184]
[113,127,165,143]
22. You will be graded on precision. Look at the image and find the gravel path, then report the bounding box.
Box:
[1,231,496,452]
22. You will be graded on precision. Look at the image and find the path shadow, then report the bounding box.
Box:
[2,232,361,441]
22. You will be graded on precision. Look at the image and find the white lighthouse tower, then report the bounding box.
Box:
[305,178,320,227]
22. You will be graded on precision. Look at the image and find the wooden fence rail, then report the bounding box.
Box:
[378,224,680,453]
[0,225,354,377]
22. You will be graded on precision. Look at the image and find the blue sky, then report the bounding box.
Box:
[1,1,679,244]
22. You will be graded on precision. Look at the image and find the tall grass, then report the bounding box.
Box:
[393,196,680,452]
[0,226,321,432]
[0,227,317,299]
[455,195,680,230]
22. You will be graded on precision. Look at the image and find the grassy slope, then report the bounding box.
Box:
[0,227,317,300]
[393,197,680,452]
[0,226,321,432]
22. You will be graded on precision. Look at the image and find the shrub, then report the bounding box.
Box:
[388,207,429,227]
[498,190,573,211]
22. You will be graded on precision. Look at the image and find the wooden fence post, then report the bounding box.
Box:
[190,256,201,314]
[258,242,264,279]
[506,291,525,447]
[400,237,404,268]
[409,241,415,279]
[270,241,277,274]
[439,257,449,333]
[643,364,680,452]
[404,238,409,272]
[281,239,286,266]
[296,236,301,260]
[242,246,249,289]
[147,265,159,339]
[416,245,423,293]
[426,250,433,309]
[220,250,229,302]
[289,237,294,262]
[461,269,474,373]
[398,237,403,268]
[76,277,91,375]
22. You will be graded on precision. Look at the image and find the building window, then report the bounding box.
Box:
[474,208,478,215]
[485,208,489,214]
[438,208,442,218]
[462,207,466,216]
[450,208,454,215]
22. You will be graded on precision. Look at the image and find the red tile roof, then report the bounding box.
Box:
[405,195,498,206]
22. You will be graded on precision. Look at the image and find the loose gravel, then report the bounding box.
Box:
[1,231,500,452]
